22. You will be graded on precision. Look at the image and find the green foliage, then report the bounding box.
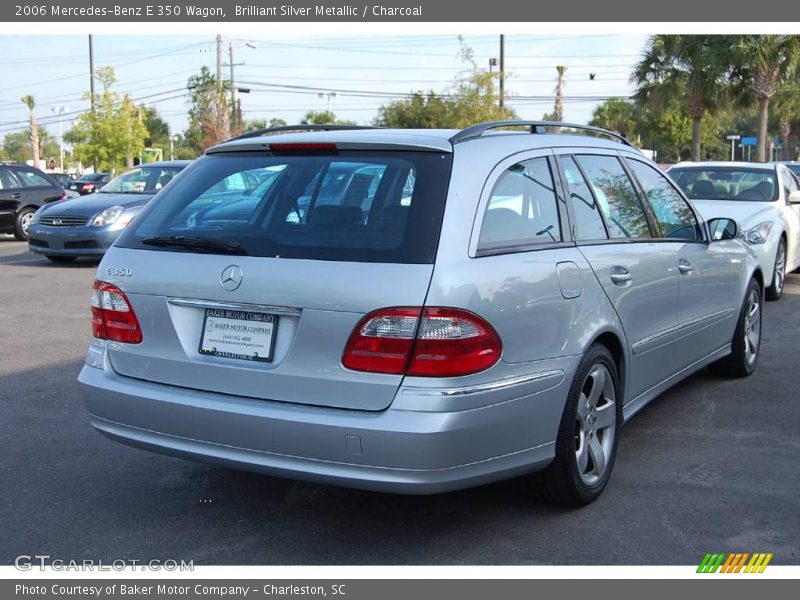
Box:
[65,67,148,172]
[184,66,230,154]
[301,111,355,125]
[0,129,59,165]
[375,46,516,128]
[140,106,170,150]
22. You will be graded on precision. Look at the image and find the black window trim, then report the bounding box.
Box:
[472,153,575,258]
[625,156,707,244]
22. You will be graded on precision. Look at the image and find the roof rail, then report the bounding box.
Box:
[225,124,380,143]
[450,120,635,147]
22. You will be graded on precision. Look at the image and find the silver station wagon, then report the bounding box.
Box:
[79,122,763,505]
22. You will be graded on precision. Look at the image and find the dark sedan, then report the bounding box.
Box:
[69,172,111,195]
[27,161,191,262]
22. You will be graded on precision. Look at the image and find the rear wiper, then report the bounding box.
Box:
[141,235,247,255]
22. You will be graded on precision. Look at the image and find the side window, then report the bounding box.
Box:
[0,167,20,190]
[574,155,652,239]
[561,157,608,241]
[478,157,562,251]
[14,169,52,188]
[627,160,701,241]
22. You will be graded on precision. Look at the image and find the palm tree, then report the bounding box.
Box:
[553,65,566,122]
[20,95,40,169]
[729,35,800,162]
[633,35,729,162]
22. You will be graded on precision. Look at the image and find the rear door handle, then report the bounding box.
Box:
[10,193,22,199]
[609,266,632,285]
[678,259,694,275]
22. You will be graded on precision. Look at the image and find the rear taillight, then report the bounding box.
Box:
[81,183,94,192]
[342,307,501,377]
[90,280,142,343]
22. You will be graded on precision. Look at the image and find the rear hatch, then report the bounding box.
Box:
[104,143,452,411]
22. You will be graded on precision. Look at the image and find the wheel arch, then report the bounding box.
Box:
[587,328,627,405]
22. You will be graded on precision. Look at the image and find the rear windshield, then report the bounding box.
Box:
[79,173,107,182]
[116,150,452,264]
[669,167,778,202]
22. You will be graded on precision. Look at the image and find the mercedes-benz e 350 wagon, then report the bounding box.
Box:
[78,122,763,505]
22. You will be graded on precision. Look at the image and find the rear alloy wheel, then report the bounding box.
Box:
[45,255,77,264]
[13,207,36,241]
[534,344,621,506]
[765,238,786,301]
[710,277,762,378]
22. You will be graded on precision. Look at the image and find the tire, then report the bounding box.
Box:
[13,207,36,241]
[709,277,762,378]
[765,238,786,301]
[45,255,77,264]
[533,343,622,506]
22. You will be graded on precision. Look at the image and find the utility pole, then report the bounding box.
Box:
[499,34,505,109]
[88,34,96,171]
[216,34,223,96]
[52,106,69,172]
[229,42,236,132]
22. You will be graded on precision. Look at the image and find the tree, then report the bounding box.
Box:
[184,66,231,154]
[376,63,516,128]
[729,35,800,161]
[589,99,640,141]
[301,111,355,125]
[1,129,60,165]
[140,106,170,151]
[65,66,148,172]
[634,35,730,161]
[20,95,40,169]
[553,65,566,122]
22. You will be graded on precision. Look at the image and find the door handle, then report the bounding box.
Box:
[10,193,22,199]
[609,266,632,285]
[678,259,694,275]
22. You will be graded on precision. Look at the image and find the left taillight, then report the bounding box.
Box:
[90,280,142,343]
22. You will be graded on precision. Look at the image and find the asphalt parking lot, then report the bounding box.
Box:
[1,235,799,566]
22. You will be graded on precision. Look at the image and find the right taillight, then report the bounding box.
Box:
[90,280,142,344]
[342,307,501,377]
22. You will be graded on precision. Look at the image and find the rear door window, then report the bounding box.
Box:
[478,157,562,252]
[14,169,53,188]
[561,156,608,241]
[574,155,652,239]
[117,151,452,264]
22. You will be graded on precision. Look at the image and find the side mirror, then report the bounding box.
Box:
[707,218,738,242]
[788,191,800,205]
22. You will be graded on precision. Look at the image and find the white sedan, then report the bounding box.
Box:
[669,161,800,300]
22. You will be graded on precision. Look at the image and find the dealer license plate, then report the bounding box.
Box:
[199,308,276,362]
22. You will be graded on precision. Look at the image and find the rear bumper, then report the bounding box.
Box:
[27,223,120,256]
[78,357,576,494]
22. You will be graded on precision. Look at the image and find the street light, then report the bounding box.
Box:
[169,134,180,161]
[318,91,337,113]
[51,106,70,172]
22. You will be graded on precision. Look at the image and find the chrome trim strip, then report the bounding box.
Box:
[167,297,302,317]
[402,370,565,397]
[632,308,735,355]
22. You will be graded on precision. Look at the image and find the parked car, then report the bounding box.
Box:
[668,161,800,300]
[0,162,66,240]
[27,161,190,262]
[49,173,80,198]
[69,172,111,195]
[780,161,800,179]
[79,123,763,506]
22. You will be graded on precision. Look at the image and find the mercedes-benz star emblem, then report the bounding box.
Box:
[220,265,243,291]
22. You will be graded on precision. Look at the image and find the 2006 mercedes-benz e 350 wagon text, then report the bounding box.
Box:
[78,122,764,505]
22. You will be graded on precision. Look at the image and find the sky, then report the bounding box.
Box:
[0,33,648,146]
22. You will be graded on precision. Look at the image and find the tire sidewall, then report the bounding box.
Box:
[562,344,622,502]
[738,278,763,376]
[14,207,35,241]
